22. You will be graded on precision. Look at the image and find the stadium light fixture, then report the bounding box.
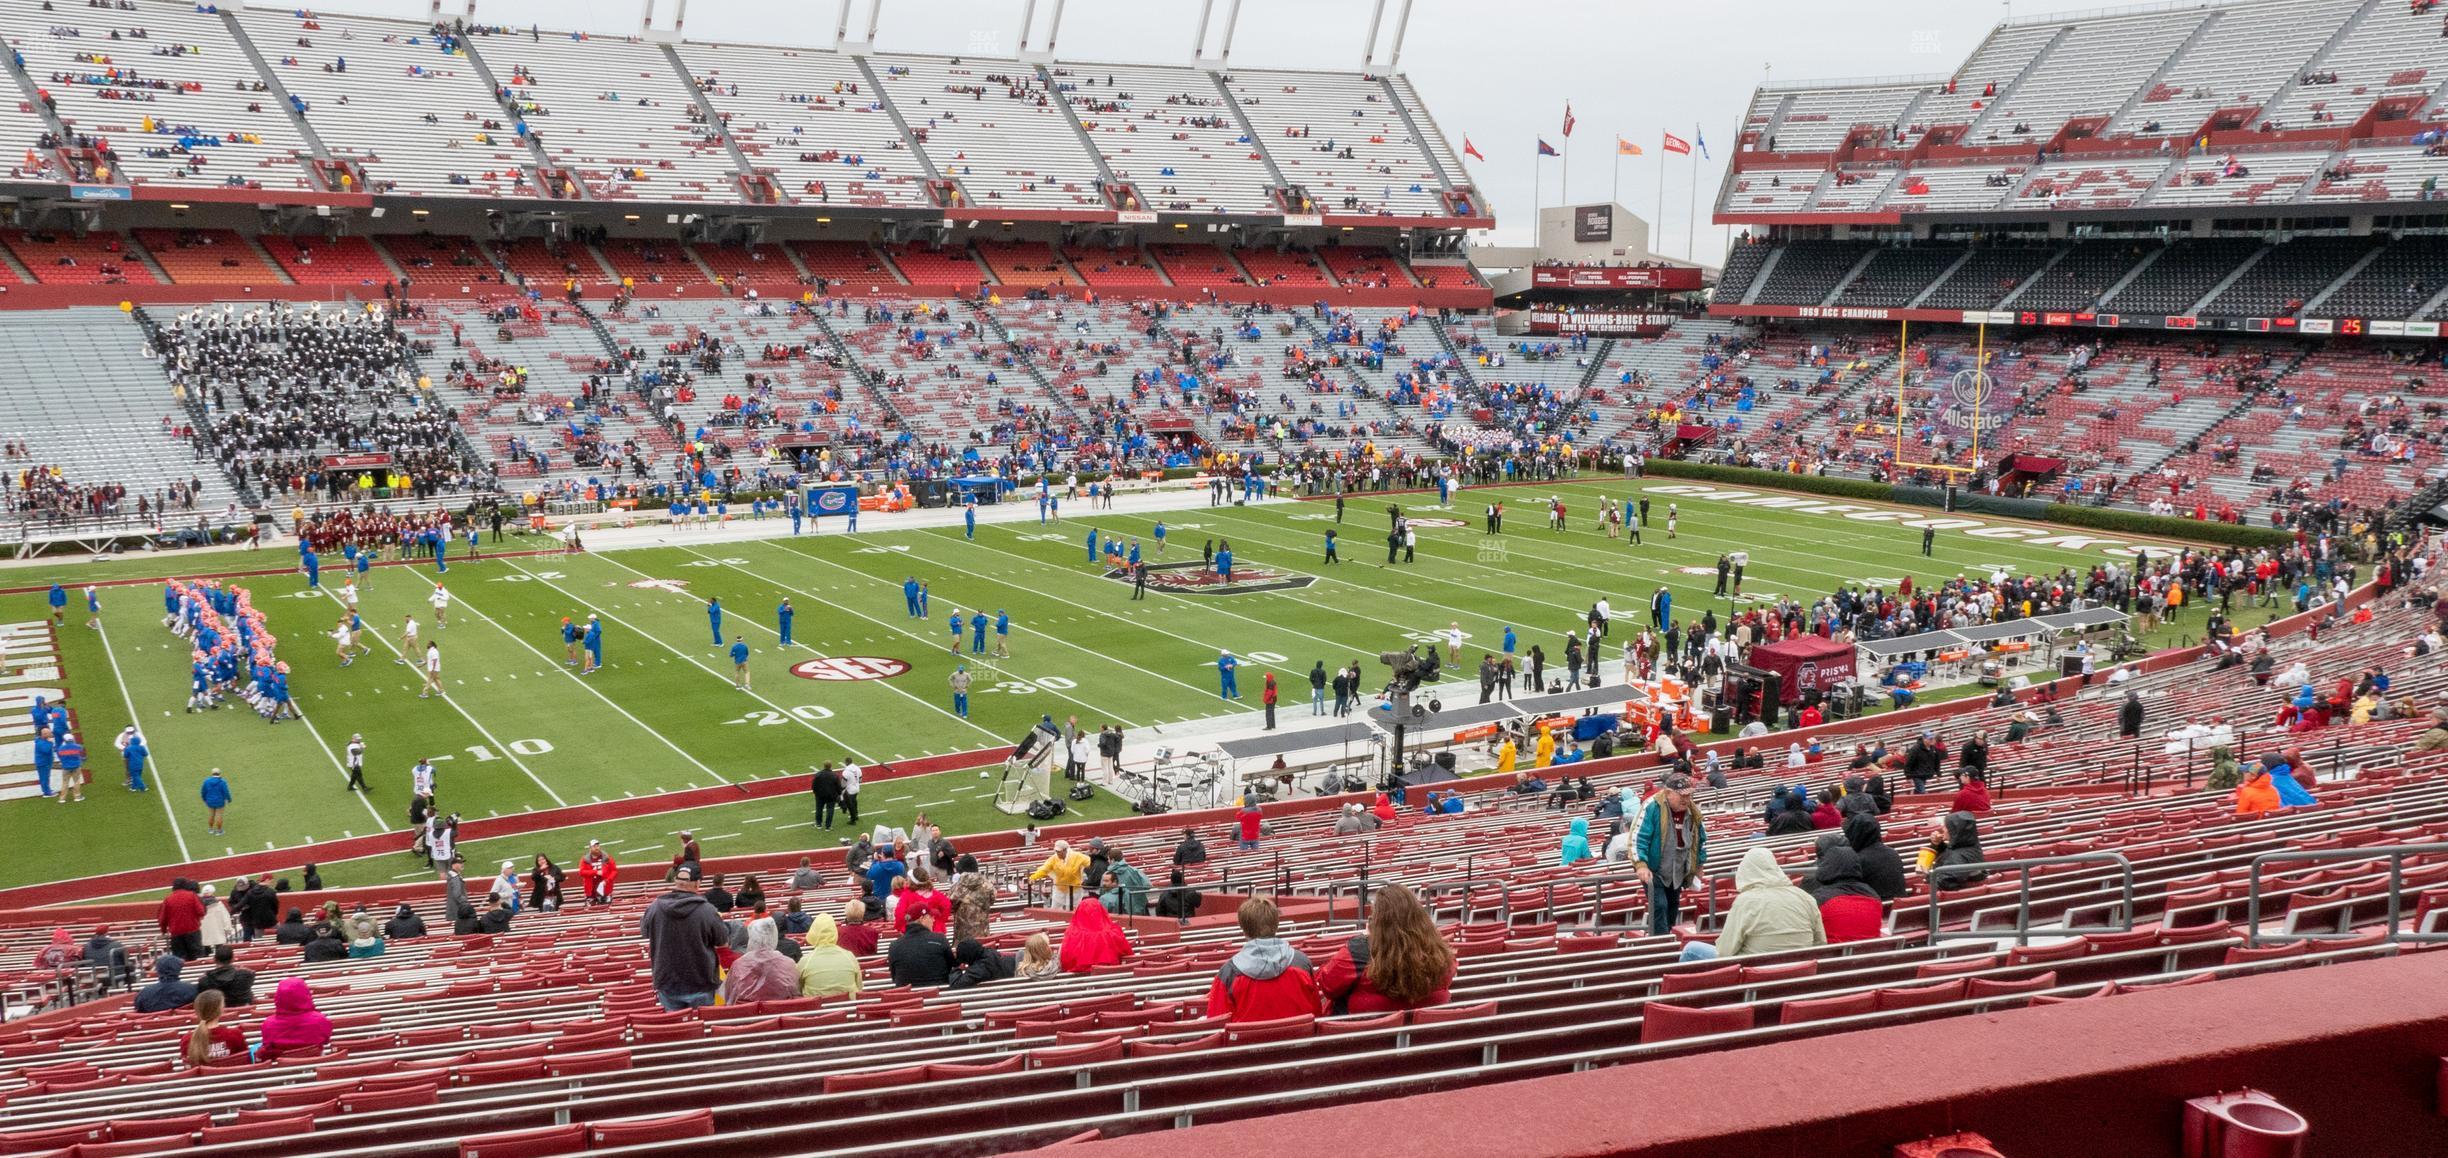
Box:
[411,209,430,216]
[816,217,832,223]
[624,214,641,221]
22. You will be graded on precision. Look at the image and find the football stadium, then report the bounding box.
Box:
[0,0,2445,1154]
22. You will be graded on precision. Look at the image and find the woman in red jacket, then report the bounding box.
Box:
[1318,884,1455,1014]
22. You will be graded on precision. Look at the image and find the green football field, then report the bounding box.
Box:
[4,479,2255,897]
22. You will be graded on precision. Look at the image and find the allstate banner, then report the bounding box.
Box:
[807,484,860,517]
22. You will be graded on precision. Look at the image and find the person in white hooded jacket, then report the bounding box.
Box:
[198,884,235,949]
[1680,846,1826,962]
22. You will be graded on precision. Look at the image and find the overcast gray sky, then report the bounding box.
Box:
[284,0,2128,264]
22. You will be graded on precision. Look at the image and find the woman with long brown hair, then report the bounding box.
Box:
[1318,883,1456,1014]
[181,988,248,1068]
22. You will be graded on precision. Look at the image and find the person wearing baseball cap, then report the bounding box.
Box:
[1632,770,1707,936]
[640,862,726,1011]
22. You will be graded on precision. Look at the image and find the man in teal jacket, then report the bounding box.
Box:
[1633,771,1708,935]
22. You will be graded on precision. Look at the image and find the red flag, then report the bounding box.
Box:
[1562,103,1576,138]
[1662,132,1691,155]
[1462,137,1485,162]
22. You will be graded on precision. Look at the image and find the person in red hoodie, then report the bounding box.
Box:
[1369,792,1398,825]
[157,878,207,961]
[1317,884,1454,1014]
[1205,896,1320,1022]
[899,869,953,935]
[1236,799,1264,850]
[1948,772,1993,815]
[1808,834,1886,944]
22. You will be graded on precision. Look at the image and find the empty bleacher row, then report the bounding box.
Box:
[1724,0,2448,221]
[2,0,1473,223]
[0,586,2439,1155]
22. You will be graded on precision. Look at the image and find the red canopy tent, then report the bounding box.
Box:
[1746,635,1856,705]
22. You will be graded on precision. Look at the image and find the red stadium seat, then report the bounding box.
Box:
[1319,1013,1408,1033]
[338,1085,440,1113]
[102,1116,208,1141]
[1779,990,1878,1025]
[1225,1016,1316,1044]
[1029,1038,1129,1068]
[1736,961,1819,985]
[198,1120,307,1146]
[587,1110,716,1147]
[1127,1032,1225,1057]
[822,1066,929,1095]
[1657,964,1742,995]
[80,1138,194,1157]
[458,1058,549,1085]
[1639,1001,1756,1043]
[1966,971,2060,998]
[1874,979,1968,1010]
[543,1050,632,1078]
[927,1056,1026,1080]
[1409,1002,1497,1024]
[2005,939,2092,966]
[456,1124,587,1158]
[0,1125,106,1154]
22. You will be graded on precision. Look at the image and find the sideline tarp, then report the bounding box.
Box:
[1747,635,1855,704]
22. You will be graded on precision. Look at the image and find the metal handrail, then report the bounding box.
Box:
[2243,843,2448,948]
[1926,851,2133,946]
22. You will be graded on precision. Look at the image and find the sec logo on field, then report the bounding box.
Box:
[790,656,912,682]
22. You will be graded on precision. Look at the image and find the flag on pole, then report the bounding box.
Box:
[1537,139,1559,157]
[1562,103,1576,138]
[1695,128,1710,160]
[1662,132,1691,156]
[1616,137,1642,156]
[1462,137,1485,162]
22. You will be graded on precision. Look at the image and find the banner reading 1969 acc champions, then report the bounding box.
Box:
[805,484,861,517]
[1525,309,1677,337]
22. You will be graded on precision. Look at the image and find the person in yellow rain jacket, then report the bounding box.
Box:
[1533,726,1557,769]
[1494,737,1518,775]
[1027,840,1090,910]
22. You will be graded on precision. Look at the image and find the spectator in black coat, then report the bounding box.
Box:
[947,938,1018,988]
[1173,830,1208,866]
[1843,813,1909,901]
[2119,692,2146,738]
[273,909,313,945]
[194,945,256,1006]
[887,907,953,987]
[383,903,427,940]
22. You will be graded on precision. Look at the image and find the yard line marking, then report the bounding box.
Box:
[918,799,955,807]
[498,557,871,762]
[94,621,190,862]
[310,587,569,807]
[443,584,732,786]
[705,832,743,840]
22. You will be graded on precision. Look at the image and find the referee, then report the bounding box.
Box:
[344,733,368,791]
